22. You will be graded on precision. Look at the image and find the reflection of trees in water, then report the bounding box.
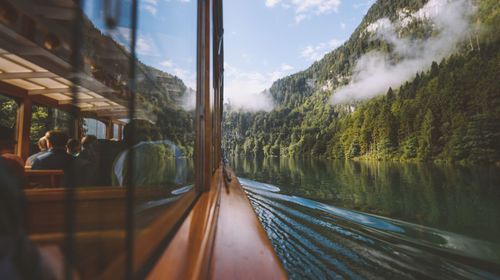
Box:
[231,156,500,241]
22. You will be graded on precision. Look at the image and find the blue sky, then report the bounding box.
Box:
[223,0,374,109]
[84,0,375,109]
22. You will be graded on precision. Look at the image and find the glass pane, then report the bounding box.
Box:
[68,1,135,278]
[210,9,216,174]
[29,104,74,156]
[113,123,118,139]
[0,94,17,128]
[0,0,199,278]
[83,118,107,139]
[132,0,197,184]
[0,93,19,165]
[130,1,197,272]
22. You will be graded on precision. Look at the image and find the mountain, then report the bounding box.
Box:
[222,0,500,164]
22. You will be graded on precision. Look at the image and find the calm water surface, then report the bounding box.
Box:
[230,157,500,279]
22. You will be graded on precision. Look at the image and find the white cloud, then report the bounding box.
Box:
[332,0,475,104]
[353,0,374,9]
[142,0,159,16]
[136,34,159,56]
[110,27,159,56]
[340,22,346,29]
[281,64,294,71]
[295,14,307,23]
[269,64,295,81]
[223,62,295,111]
[266,0,283,7]
[241,52,251,63]
[159,60,195,88]
[160,60,173,68]
[144,5,157,15]
[265,0,341,23]
[301,39,344,61]
[110,27,131,49]
[143,0,189,15]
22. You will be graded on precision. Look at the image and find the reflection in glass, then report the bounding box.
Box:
[30,104,74,155]
[111,120,192,187]
[0,94,17,128]
[0,0,199,278]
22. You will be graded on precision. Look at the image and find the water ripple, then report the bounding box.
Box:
[240,178,500,280]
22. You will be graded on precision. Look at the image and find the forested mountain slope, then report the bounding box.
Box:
[222,0,500,164]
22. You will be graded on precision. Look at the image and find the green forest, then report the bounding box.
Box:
[222,0,500,164]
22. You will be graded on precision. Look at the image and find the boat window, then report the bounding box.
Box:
[210,13,216,174]
[83,118,107,139]
[113,123,119,139]
[211,0,223,173]
[0,93,17,128]
[30,104,75,154]
[129,0,197,273]
[0,0,202,278]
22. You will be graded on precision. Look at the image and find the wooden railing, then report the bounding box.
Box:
[25,169,64,188]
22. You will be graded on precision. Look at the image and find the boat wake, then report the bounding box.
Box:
[240,178,500,280]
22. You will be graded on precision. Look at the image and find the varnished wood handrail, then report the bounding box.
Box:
[146,165,287,280]
[25,186,125,201]
[25,169,65,187]
[30,230,126,246]
[24,185,182,201]
[25,169,65,174]
[208,166,287,279]
[146,165,223,280]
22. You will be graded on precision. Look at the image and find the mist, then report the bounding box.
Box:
[222,62,289,112]
[180,87,196,111]
[179,86,275,112]
[224,89,275,112]
[331,0,475,104]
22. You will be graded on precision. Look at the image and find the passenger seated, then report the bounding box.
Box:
[32,130,74,171]
[0,125,25,181]
[66,138,80,157]
[95,138,124,186]
[26,136,48,167]
[74,135,99,187]
[111,120,187,187]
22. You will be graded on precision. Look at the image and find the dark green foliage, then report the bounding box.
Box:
[134,65,195,156]
[0,95,17,128]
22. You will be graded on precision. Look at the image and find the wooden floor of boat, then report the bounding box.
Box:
[146,166,287,280]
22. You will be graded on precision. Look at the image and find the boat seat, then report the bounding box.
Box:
[24,187,126,234]
[25,169,64,188]
[24,186,181,234]
[24,185,195,279]
[30,230,126,279]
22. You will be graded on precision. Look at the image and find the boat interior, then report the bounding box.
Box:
[0,0,287,279]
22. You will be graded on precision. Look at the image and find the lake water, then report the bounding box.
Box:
[229,157,500,279]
